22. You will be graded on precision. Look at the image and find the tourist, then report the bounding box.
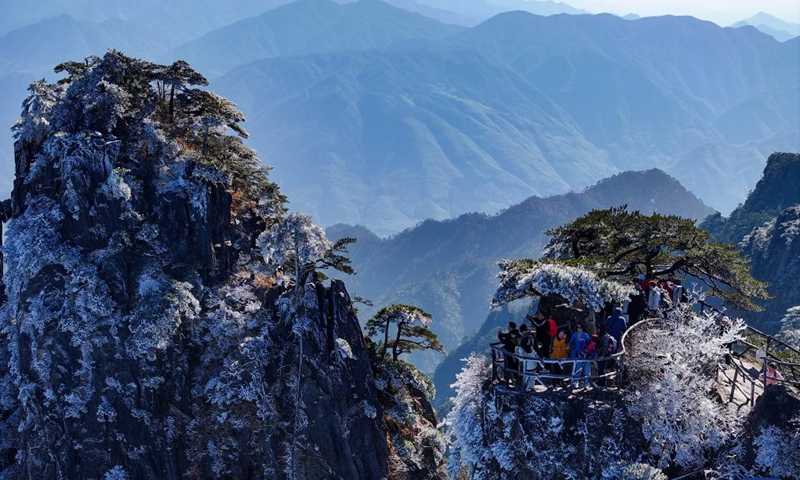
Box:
[627,278,647,325]
[569,324,590,388]
[551,330,568,375]
[517,327,539,391]
[531,311,556,358]
[647,281,661,315]
[760,362,785,387]
[597,331,618,386]
[498,322,520,385]
[603,307,627,347]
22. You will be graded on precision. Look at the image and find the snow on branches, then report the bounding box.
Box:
[625,306,745,471]
[777,306,800,348]
[257,212,354,293]
[444,354,492,480]
[492,259,633,311]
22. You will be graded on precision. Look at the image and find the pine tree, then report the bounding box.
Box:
[542,206,769,310]
[366,304,444,361]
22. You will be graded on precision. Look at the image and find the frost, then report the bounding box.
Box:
[601,462,667,480]
[104,466,129,480]
[492,260,633,311]
[753,424,800,478]
[362,401,377,419]
[335,338,355,360]
[257,212,332,291]
[777,306,800,347]
[444,354,493,479]
[100,168,132,202]
[96,397,117,423]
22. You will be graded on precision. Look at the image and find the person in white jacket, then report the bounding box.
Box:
[647,281,661,313]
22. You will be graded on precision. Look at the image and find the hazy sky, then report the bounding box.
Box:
[562,0,800,25]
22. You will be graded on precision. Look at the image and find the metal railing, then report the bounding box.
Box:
[698,301,800,401]
[489,320,649,392]
[716,357,759,407]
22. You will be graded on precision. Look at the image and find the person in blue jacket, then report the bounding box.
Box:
[603,307,627,348]
[568,324,591,388]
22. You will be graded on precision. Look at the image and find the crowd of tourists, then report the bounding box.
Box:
[627,272,688,324]
[497,308,626,391]
[496,272,691,391]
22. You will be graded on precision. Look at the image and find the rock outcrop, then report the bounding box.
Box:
[0,51,445,480]
[742,205,800,331]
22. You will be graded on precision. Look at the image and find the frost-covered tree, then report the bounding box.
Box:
[257,212,354,295]
[753,422,800,477]
[625,305,745,471]
[445,303,747,478]
[492,260,634,311]
[543,206,769,310]
[777,306,800,347]
[601,462,668,480]
[444,354,492,480]
[366,304,444,361]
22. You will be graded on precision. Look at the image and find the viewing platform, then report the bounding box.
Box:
[489,321,644,394]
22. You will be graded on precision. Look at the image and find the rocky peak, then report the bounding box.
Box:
[0,51,444,479]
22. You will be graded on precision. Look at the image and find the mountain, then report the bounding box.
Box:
[216,12,799,235]
[381,0,477,26]
[411,0,585,23]
[702,152,800,333]
[165,0,464,77]
[485,0,585,16]
[329,168,714,377]
[731,12,800,42]
[742,205,800,333]
[702,152,800,244]
[0,0,292,38]
[0,14,158,73]
[0,51,445,480]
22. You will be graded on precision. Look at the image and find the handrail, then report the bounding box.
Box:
[744,324,800,356]
[717,357,758,406]
[697,300,800,389]
[490,344,621,390]
[489,320,651,392]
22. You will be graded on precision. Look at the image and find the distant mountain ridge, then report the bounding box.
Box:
[1,2,798,238]
[165,0,464,77]
[731,12,800,41]
[411,0,585,23]
[216,10,799,234]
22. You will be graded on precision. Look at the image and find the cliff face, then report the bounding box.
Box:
[741,206,800,331]
[700,152,800,332]
[702,152,800,245]
[0,51,445,480]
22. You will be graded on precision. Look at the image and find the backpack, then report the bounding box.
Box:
[603,335,617,355]
[519,334,533,352]
[547,318,557,338]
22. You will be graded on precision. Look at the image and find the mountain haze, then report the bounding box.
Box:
[411,0,585,23]
[731,12,800,41]
[217,11,799,235]
[166,0,464,77]
[0,0,292,38]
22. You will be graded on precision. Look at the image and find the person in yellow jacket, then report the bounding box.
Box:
[551,330,568,375]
